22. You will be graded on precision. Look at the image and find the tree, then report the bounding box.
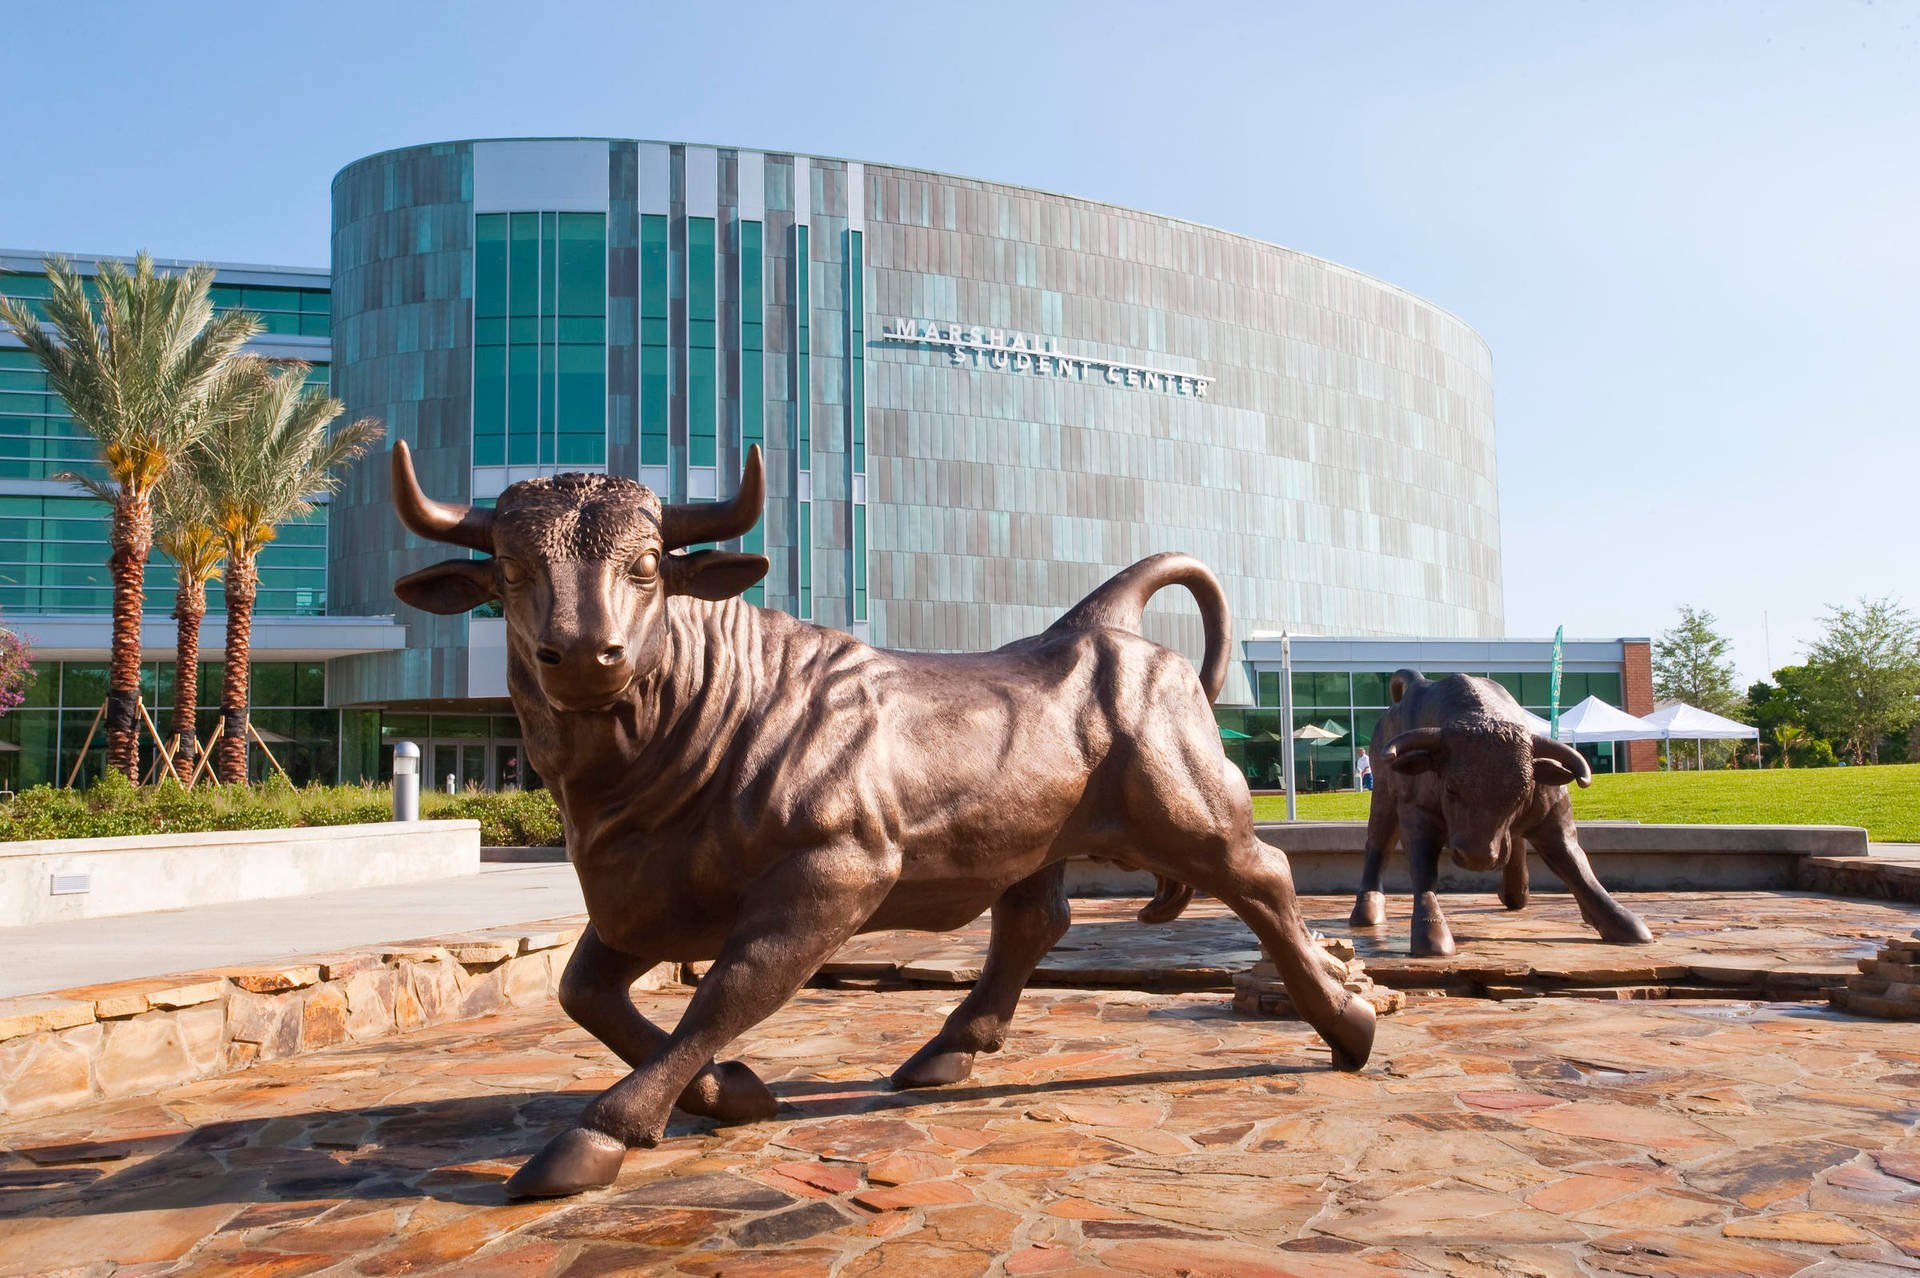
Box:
[197,360,380,782]
[1803,596,1920,765]
[0,256,258,779]
[1771,723,1807,769]
[1653,605,1746,769]
[152,470,223,782]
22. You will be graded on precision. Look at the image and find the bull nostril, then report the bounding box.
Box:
[535,647,562,667]
[598,645,625,666]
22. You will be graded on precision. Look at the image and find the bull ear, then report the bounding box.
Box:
[665,551,769,601]
[395,559,497,614]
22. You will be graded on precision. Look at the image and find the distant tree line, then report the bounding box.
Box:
[1653,600,1920,768]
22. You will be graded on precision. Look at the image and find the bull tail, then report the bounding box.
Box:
[1051,552,1231,704]
[1057,553,1230,926]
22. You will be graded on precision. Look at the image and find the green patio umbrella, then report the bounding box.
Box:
[1218,726,1252,740]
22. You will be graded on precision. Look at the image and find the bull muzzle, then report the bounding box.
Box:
[1447,837,1507,874]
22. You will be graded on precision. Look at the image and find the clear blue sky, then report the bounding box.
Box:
[4,1,1914,687]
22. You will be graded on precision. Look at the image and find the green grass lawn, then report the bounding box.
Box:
[1250,762,1920,843]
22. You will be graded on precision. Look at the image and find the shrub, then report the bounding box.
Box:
[0,779,566,845]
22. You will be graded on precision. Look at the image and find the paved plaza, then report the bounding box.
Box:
[4,889,1920,1276]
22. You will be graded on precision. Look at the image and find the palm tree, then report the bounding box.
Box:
[0,255,258,780]
[198,360,380,783]
[1773,723,1808,769]
[152,470,223,782]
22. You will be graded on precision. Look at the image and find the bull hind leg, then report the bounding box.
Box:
[892,863,1071,1090]
[1182,834,1375,1072]
[557,926,778,1125]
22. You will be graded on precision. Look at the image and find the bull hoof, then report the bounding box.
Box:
[1349,891,1386,928]
[1326,995,1376,1073]
[890,1043,976,1090]
[1593,911,1654,945]
[1498,886,1529,911]
[1409,920,1456,959]
[678,1059,779,1123]
[505,1126,626,1199]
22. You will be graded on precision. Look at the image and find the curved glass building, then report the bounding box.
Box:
[329,137,1502,716]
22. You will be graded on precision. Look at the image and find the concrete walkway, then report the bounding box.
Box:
[0,862,584,998]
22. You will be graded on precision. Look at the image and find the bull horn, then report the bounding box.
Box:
[1380,727,1444,765]
[391,440,495,553]
[661,445,764,550]
[1531,734,1593,788]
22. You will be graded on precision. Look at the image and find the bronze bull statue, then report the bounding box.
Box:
[390,443,1375,1198]
[1349,670,1654,957]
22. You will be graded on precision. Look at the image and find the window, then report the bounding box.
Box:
[639,214,669,468]
[846,229,867,624]
[738,219,765,606]
[473,211,606,469]
[687,216,717,468]
[2,273,328,338]
[1256,670,1281,707]
[0,495,326,616]
[0,351,326,483]
[793,223,812,617]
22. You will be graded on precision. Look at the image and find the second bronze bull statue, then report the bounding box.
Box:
[390,443,1375,1198]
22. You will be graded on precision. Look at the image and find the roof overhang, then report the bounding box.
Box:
[5,614,407,662]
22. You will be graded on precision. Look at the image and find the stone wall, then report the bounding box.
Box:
[0,918,674,1122]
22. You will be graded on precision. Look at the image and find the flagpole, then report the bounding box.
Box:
[1280,632,1297,822]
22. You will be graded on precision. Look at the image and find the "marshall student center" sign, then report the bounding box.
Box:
[879,319,1214,398]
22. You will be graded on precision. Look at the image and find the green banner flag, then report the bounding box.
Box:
[1549,625,1565,740]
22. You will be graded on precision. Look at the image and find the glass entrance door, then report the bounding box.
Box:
[426,738,526,792]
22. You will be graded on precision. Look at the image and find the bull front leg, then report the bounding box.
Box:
[1524,811,1652,945]
[557,925,778,1123]
[1499,834,1530,911]
[507,847,894,1199]
[892,863,1071,1090]
[1349,791,1399,929]
[1403,815,1456,958]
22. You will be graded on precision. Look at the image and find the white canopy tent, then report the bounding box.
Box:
[1642,703,1759,770]
[1554,695,1665,747]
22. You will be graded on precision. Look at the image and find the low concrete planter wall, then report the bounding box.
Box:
[0,918,683,1122]
[0,820,482,927]
[1067,820,1873,897]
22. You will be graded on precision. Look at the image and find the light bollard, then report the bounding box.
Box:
[392,741,420,822]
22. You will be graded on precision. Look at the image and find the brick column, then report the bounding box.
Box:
[1621,640,1657,772]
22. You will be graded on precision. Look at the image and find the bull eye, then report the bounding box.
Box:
[631,551,659,581]
[498,559,527,587]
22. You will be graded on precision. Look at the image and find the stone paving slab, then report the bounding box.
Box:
[823,892,1919,1001]
[3,984,1920,1275]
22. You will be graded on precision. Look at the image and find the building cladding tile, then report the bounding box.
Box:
[330,139,1502,705]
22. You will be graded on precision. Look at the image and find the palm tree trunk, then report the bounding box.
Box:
[217,554,256,785]
[106,493,152,782]
[170,580,205,783]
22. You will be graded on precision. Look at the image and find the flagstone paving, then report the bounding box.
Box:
[824,891,1912,1001]
[4,976,1919,1276]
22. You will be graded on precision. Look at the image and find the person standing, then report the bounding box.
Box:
[1357,747,1373,792]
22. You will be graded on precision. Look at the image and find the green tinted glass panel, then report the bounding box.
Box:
[794,225,810,461]
[853,504,867,622]
[1589,672,1623,705]
[640,214,669,467]
[797,500,812,619]
[687,217,716,468]
[848,229,865,474]
[1315,672,1351,707]
[1256,670,1280,707]
[1520,672,1552,706]
[1291,673,1316,708]
[1352,671,1389,706]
